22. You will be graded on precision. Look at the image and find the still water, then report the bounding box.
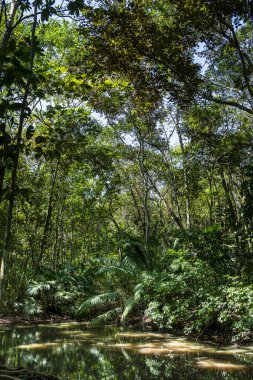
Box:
[1,323,253,379]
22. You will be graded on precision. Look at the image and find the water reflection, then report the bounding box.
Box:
[196,359,251,371]
[0,323,253,379]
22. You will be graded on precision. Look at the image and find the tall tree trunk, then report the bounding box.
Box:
[175,110,191,229]
[135,128,151,267]
[148,176,184,230]
[220,170,238,229]
[36,161,59,273]
[0,2,38,297]
[1,0,18,49]
[107,198,123,261]
[0,1,18,201]
[0,126,5,202]
[207,174,214,225]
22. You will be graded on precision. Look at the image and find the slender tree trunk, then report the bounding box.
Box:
[121,167,143,224]
[157,143,183,225]
[208,177,214,225]
[53,201,63,270]
[220,170,238,229]
[0,2,38,297]
[0,133,5,202]
[36,161,59,272]
[135,128,151,266]
[107,199,123,261]
[175,111,191,229]
[147,172,184,230]
[1,0,18,50]
[0,1,18,201]
[158,205,171,247]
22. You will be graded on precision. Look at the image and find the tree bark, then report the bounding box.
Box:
[174,109,191,229]
[0,0,18,50]
[0,1,38,297]
[36,161,59,273]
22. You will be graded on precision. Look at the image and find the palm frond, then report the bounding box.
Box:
[121,297,136,322]
[27,280,56,296]
[122,256,141,271]
[123,240,148,269]
[121,283,144,322]
[98,264,136,277]
[88,307,122,326]
[76,291,119,317]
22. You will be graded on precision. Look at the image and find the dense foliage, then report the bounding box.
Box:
[1,0,253,342]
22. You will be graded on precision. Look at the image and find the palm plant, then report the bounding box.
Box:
[22,265,93,316]
[76,240,148,325]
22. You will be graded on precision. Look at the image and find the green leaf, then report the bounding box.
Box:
[88,308,122,325]
[26,125,35,140]
[35,135,47,144]
[76,291,119,316]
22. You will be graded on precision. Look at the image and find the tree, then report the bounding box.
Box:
[80,0,253,114]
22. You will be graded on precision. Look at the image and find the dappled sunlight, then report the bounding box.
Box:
[47,322,86,329]
[216,347,249,355]
[196,358,251,371]
[3,324,253,379]
[138,347,176,355]
[16,342,62,350]
[102,338,217,356]
[115,332,173,339]
[62,331,93,337]
[161,342,214,354]
[74,333,96,338]
[110,342,139,349]
[244,346,253,351]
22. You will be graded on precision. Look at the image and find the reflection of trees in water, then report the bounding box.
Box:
[0,326,253,379]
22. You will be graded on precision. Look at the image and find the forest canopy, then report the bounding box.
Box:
[0,0,253,340]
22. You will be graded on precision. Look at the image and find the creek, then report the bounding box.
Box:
[1,322,253,379]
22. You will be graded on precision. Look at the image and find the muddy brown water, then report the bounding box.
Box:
[1,322,253,379]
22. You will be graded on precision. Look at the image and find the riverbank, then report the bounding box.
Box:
[0,314,73,327]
